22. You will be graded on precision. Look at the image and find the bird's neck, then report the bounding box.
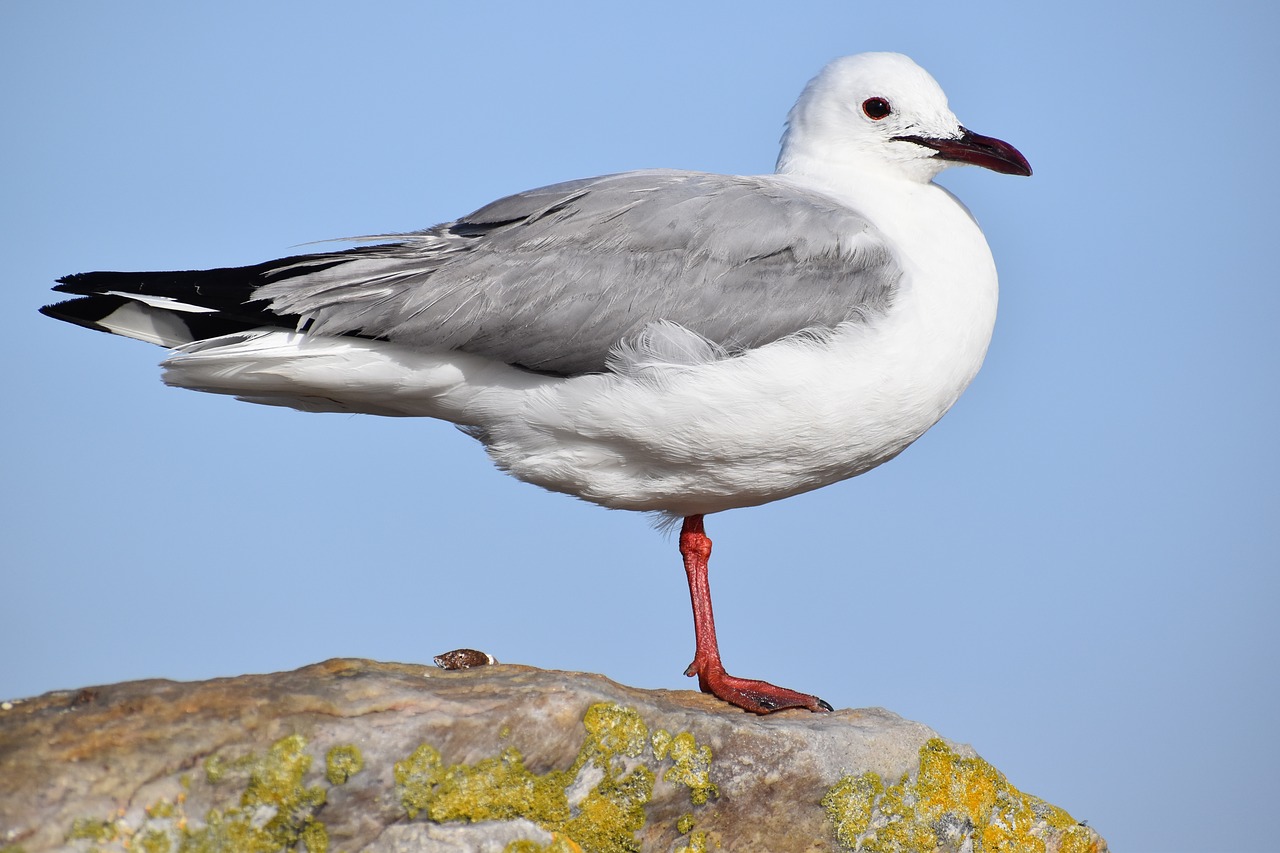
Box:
[772,159,969,257]
[776,137,946,187]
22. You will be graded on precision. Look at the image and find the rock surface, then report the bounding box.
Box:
[0,659,1106,852]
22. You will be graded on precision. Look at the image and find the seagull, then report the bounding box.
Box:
[41,52,1030,714]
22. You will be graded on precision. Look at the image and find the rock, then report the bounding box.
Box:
[0,659,1106,852]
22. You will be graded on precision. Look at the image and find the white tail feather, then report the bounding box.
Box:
[160,331,551,419]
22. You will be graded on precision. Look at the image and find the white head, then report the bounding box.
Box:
[777,52,1030,184]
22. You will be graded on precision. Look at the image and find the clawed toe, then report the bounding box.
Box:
[690,663,832,715]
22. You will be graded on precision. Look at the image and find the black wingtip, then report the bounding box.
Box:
[52,271,108,295]
[39,296,124,335]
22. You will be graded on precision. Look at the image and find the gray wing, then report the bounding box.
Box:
[257,169,902,376]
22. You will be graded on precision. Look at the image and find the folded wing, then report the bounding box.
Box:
[45,169,902,377]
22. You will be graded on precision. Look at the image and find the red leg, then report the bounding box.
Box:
[679,515,833,714]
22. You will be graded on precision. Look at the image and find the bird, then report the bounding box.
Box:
[41,52,1030,715]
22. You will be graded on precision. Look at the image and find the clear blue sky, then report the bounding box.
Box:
[3,3,1276,850]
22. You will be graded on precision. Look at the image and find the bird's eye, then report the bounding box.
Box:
[862,97,892,120]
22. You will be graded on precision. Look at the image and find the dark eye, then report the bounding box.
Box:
[862,97,891,120]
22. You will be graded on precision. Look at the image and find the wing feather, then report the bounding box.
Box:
[257,169,902,376]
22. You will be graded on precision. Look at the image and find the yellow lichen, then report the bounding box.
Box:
[651,730,718,806]
[145,799,177,820]
[298,821,329,853]
[411,745,577,826]
[394,743,447,819]
[823,738,1100,853]
[325,744,364,785]
[136,828,172,853]
[64,704,722,852]
[395,702,715,853]
[65,734,340,853]
[822,772,884,847]
[674,830,708,853]
[561,765,654,853]
[505,835,585,853]
[581,703,649,764]
[67,817,119,843]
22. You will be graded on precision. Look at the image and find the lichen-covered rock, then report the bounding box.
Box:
[0,659,1106,852]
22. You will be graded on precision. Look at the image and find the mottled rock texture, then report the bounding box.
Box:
[0,659,1106,852]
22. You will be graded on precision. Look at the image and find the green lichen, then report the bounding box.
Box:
[325,744,364,785]
[65,734,345,853]
[396,702,715,853]
[823,738,1100,853]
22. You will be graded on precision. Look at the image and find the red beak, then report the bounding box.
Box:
[895,127,1032,176]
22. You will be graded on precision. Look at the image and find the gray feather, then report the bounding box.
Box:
[257,169,901,376]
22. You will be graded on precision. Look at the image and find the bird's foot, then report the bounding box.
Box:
[685,661,833,715]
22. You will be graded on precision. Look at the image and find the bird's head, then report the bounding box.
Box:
[777,52,1031,184]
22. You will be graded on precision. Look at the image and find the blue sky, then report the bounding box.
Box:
[3,3,1276,850]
